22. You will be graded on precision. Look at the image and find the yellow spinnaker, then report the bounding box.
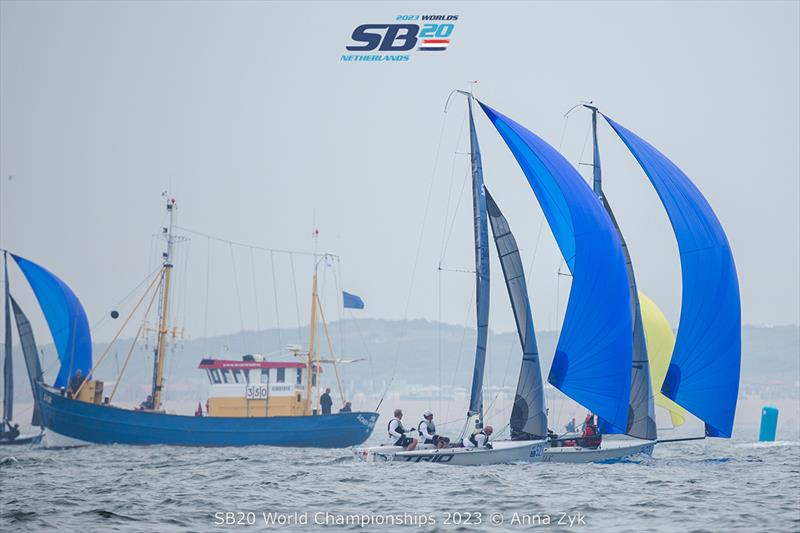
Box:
[639,291,686,427]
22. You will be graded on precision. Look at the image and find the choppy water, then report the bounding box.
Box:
[1,439,799,532]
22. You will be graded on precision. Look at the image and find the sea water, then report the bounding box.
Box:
[1,439,798,532]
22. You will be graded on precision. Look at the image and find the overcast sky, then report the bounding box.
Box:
[1,1,798,346]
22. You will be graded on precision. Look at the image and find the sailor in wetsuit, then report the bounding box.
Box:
[388,409,417,451]
[463,425,493,449]
[418,410,449,448]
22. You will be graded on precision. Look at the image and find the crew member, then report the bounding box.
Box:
[68,369,85,397]
[388,409,417,451]
[339,401,352,413]
[320,388,333,415]
[418,410,449,448]
[580,413,601,448]
[138,395,154,411]
[463,425,493,449]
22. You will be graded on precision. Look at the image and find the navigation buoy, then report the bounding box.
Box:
[110,310,119,319]
[759,406,779,442]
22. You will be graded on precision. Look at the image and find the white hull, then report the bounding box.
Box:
[354,440,546,465]
[542,439,655,463]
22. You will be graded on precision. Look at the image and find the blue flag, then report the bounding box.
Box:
[343,291,365,310]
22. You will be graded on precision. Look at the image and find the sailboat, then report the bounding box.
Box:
[480,100,740,462]
[0,251,44,446]
[16,198,378,447]
[353,93,548,465]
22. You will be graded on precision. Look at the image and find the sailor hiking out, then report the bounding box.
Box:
[388,409,417,451]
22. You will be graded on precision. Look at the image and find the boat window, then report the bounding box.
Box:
[205,369,213,383]
[296,368,302,385]
[232,369,242,384]
[243,369,250,384]
[210,369,222,384]
[312,367,317,387]
[260,369,270,384]
[221,369,231,384]
[276,368,285,383]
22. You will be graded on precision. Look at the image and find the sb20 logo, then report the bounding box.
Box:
[346,23,454,52]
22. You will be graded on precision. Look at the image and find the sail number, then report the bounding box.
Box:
[245,385,269,400]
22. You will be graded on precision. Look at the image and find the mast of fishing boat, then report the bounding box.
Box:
[306,230,320,415]
[150,197,176,411]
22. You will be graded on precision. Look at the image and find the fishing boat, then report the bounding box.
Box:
[479,100,740,461]
[0,252,44,446]
[354,93,548,465]
[16,198,378,447]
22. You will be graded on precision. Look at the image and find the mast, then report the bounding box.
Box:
[585,105,656,440]
[464,92,490,423]
[307,270,319,415]
[3,251,12,426]
[150,198,176,411]
[589,105,602,196]
[306,230,320,415]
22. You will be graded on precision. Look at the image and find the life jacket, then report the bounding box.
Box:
[388,418,405,438]
[418,419,436,438]
[468,430,487,447]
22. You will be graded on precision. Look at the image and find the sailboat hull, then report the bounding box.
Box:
[354,440,546,465]
[542,439,655,463]
[35,383,378,448]
[0,433,42,446]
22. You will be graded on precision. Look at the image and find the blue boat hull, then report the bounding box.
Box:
[36,383,378,447]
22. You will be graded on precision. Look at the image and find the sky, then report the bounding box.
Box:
[1,1,798,345]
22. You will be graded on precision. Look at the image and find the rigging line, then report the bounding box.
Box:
[316,293,345,405]
[441,287,476,428]
[346,309,374,391]
[74,268,163,398]
[376,100,450,410]
[439,165,471,262]
[577,122,592,178]
[203,236,211,338]
[332,258,346,375]
[229,243,246,336]
[438,106,469,262]
[250,248,261,332]
[109,279,162,402]
[175,225,336,259]
[89,264,164,333]
[289,253,302,344]
[269,251,282,352]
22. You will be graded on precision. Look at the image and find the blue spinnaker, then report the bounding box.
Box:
[604,116,741,438]
[480,102,632,432]
[467,98,490,418]
[12,255,92,388]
